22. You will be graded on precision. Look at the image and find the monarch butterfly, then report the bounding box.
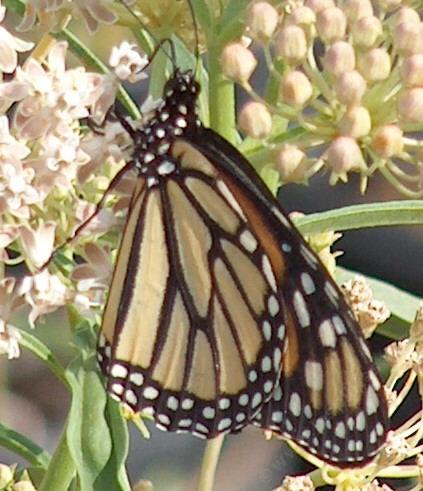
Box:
[96,66,388,466]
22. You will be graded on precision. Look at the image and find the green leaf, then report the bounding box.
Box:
[94,401,130,491]
[19,329,68,388]
[336,267,421,340]
[0,422,50,469]
[66,356,112,491]
[295,200,423,235]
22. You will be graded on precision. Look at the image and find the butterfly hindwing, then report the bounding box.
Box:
[187,125,389,464]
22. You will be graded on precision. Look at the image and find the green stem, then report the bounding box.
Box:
[208,43,236,141]
[39,421,75,491]
[197,435,225,491]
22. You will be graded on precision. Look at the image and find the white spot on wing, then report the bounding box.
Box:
[289,392,301,417]
[271,206,292,228]
[301,272,316,295]
[305,361,323,391]
[239,230,257,252]
[293,290,311,327]
[319,319,337,348]
[262,255,277,291]
[217,180,246,219]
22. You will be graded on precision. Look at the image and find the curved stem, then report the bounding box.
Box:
[197,435,225,491]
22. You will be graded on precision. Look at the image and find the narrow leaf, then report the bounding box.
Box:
[0,422,50,469]
[295,200,423,235]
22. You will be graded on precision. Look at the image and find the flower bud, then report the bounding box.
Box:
[12,483,37,491]
[371,125,404,157]
[0,465,13,488]
[339,106,371,138]
[326,136,365,181]
[393,21,423,56]
[305,0,335,14]
[398,87,423,122]
[275,144,308,182]
[246,2,279,42]
[316,7,347,43]
[401,54,423,86]
[343,0,373,21]
[335,70,367,105]
[358,48,391,81]
[324,41,355,77]
[238,101,272,138]
[393,7,420,28]
[221,43,257,83]
[133,480,154,491]
[280,70,313,105]
[275,25,307,64]
[351,16,383,49]
[286,6,316,33]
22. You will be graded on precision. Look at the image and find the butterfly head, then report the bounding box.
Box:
[163,69,200,100]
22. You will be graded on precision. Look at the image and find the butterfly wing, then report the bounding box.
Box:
[188,127,389,465]
[97,139,286,438]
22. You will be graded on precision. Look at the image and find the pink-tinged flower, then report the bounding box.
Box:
[19,270,72,327]
[0,224,18,261]
[0,277,25,328]
[18,0,117,34]
[0,321,21,359]
[109,41,148,83]
[0,157,40,218]
[19,222,56,270]
[0,2,33,73]
[0,277,23,359]
[79,121,131,182]
[275,475,314,490]
[74,200,121,236]
[71,243,113,314]
[13,42,115,138]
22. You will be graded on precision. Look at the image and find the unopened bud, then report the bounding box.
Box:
[352,16,383,49]
[324,41,355,77]
[0,465,13,488]
[246,2,279,42]
[371,125,404,157]
[286,6,316,34]
[238,101,272,138]
[305,0,335,14]
[12,483,36,491]
[398,87,423,122]
[358,48,391,81]
[401,54,423,86]
[280,70,313,105]
[335,70,367,106]
[393,21,423,56]
[133,480,154,491]
[221,43,257,83]
[326,136,365,181]
[316,7,347,43]
[275,25,308,64]
[339,106,371,138]
[275,145,308,182]
[343,0,373,21]
[393,7,420,28]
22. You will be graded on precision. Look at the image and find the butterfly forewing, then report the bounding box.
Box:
[98,133,285,438]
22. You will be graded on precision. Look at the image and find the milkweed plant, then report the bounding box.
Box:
[0,0,422,490]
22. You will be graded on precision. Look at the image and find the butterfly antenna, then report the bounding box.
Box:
[186,0,201,75]
[117,0,176,68]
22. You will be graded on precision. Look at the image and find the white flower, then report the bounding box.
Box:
[109,41,148,82]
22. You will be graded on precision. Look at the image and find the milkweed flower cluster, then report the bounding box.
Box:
[221,0,423,197]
